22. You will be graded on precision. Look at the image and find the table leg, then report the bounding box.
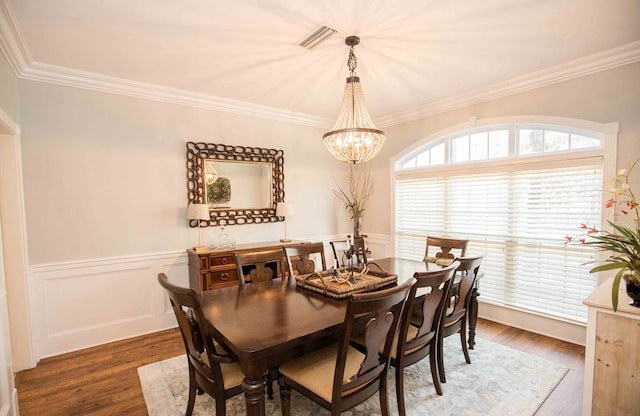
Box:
[242,376,266,416]
[468,288,479,350]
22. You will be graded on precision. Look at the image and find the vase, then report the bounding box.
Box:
[624,274,640,307]
[353,216,362,237]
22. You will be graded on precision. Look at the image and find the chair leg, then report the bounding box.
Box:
[186,366,197,416]
[438,333,446,383]
[460,320,471,364]
[395,364,407,416]
[215,399,227,416]
[429,349,443,396]
[267,367,280,399]
[267,378,274,400]
[379,371,390,416]
[278,378,291,416]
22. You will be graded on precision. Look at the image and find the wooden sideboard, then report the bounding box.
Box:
[187,241,300,291]
[583,278,640,416]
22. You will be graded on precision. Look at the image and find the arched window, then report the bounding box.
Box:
[393,117,618,324]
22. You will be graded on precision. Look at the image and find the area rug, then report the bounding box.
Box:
[138,337,568,416]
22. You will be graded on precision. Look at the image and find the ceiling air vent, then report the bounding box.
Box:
[297,25,337,49]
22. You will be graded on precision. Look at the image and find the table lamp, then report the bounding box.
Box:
[187,203,210,252]
[276,202,293,243]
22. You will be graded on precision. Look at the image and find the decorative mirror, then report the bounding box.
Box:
[186,141,285,226]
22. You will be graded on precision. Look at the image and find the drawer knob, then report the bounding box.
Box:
[222,258,228,265]
[220,272,229,280]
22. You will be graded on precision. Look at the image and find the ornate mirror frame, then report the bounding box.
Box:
[186,141,285,226]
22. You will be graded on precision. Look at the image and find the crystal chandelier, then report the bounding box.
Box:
[323,36,385,164]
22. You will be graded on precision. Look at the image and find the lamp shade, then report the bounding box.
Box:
[187,203,210,221]
[276,202,293,217]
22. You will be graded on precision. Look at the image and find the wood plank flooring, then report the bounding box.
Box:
[15,318,585,415]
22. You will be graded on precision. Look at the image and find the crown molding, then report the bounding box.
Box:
[0,0,31,75]
[0,104,18,134]
[20,61,332,128]
[376,40,640,128]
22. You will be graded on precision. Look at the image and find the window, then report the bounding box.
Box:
[394,123,606,323]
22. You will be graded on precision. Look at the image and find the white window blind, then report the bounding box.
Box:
[395,164,602,323]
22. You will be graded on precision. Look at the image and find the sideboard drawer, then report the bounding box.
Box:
[208,254,235,268]
[204,270,238,289]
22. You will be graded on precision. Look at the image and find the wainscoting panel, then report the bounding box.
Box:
[362,233,392,260]
[28,235,389,361]
[0,292,17,416]
[30,250,189,359]
[44,265,154,335]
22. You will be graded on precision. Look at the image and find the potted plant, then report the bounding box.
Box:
[566,158,640,310]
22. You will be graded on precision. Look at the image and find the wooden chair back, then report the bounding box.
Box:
[393,261,458,407]
[352,235,370,264]
[438,254,484,383]
[284,242,327,277]
[444,254,483,327]
[157,273,242,415]
[331,277,416,410]
[330,237,369,268]
[330,240,351,268]
[234,249,285,284]
[425,236,468,261]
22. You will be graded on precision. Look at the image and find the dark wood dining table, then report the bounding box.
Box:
[198,256,480,416]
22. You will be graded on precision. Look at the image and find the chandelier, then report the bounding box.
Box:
[323,36,385,164]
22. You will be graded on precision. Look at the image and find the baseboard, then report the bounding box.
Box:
[0,387,18,416]
[11,388,18,416]
[479,301,586,346]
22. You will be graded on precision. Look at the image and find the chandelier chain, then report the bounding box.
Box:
[347,46,357,77]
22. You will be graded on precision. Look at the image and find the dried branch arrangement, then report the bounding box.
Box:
[333,164,373,235]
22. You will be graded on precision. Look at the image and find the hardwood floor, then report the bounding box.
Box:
[15,328,185,416]
[15,318,585,415]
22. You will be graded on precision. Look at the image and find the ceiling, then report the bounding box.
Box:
[4,0,640,126]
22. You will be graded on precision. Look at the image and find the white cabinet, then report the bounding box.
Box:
[583,278,640,416]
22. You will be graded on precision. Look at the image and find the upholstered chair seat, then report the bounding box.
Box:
[278,344,367,402]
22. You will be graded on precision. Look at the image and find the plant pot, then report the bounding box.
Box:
[624,274,640,307]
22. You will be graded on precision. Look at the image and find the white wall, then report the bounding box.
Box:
[19,80,352,264]
[18,79,364,358]
[0,48,19,124]
[15,57,640,359]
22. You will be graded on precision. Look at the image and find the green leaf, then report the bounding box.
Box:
[611,268,627,312]
[590,262,628,273]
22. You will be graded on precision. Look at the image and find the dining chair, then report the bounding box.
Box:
[330,240,352,269]
[277,277,416,416]
[330,237,369,268]
[283,242,327,278]
[391,261,458,415]
[436,254,484,383]
[352,235,371,264]
[234,248,285,284]
[424,236,468,264]
[157,273,244,416]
